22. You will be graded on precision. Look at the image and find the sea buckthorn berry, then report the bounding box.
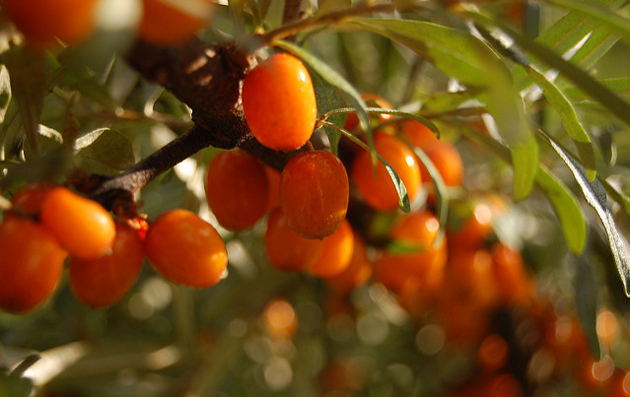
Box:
[0,215,67,314]
[309,219,354,278]
[40,186,116,260]
[264,165,282,212]
[4,0,99,48]
[280,151,349,239]
[145,209,227,288]
[399,119,439,149]
[344,93,393,132]
[379,210,447,292]
[206,150,269,231]
[264,207,324,272]
[326,231,372,294]
[448,249,499,309]
[491,243,532,306]
[447,198,499,251]
[242,53,317,150]
[419,141,464,188]
[139,0,214,46]
[351,133,421,211]
[10,182,57,216]
[69,222,144,308]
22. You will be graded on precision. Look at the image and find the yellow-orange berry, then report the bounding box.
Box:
[0,215,67,313]
[40,186,116,260]
[280,151,349,239]
[145,209,227,288]
[4,0,99,48]
[206,150,269,231]
[242,53,317,150]
[308,219,354,278]
[69,222,144,308]
[139,0,213,46]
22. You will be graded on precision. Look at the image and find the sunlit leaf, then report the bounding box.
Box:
[74,128,136,174]
[540,129,630,296]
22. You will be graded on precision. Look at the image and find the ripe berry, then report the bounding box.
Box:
[344,93,393,132]
[0,215,67,314]
[308,219,354,278]
[280,151,349,239]
[206,150,269,231]
[69,222,144,308]
[242,53,317,150]
[325,231,372,294]
[4,0,99,48]
[419,141,464,188]
[145,209,227,288]
[139,0,214,46]
[399,119,439,149]
[40,186,116,260]
[264,207,324,272]
[351,133,421,211]
[10,182,57,216]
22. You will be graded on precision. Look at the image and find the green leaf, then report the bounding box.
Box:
[536,166,587,254]
[564,77,630,105]
[524,66,596,180]
[574,253,602,359]
[273,40,372,145]
[74,128,136,174]
[546,0,630,47]
[348,17,538,201]
[3,47,48,154]
[540,129,630,296]
[309,69,347,154]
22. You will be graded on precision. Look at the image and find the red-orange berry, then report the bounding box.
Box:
[264,207,324,272]
[351,133,421,211]
[206,150,269,231]
[145,209,227,288]
[242,53,317,150]
[308,219,354,278]
[325,231,372,294]
[419,141,464,187]
[40,186,116,260]
[280,151,349,239]
[139,0,214,46]
[10,182,57,216]
[0,215,67,314]
[4,0,99,48]
[69,222,144,308]
[399,119,439,149]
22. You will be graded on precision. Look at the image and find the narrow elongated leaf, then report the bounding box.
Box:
[540,129,630,296]
[564,77,630,105]
[348,17,538,201]
[546,0,630,47]
[273,40,372,145]
[309,71,346,154]
[525,66,596,180]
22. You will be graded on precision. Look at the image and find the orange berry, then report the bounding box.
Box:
[242,53,317,150]
[0,215,67,313]
[351,133,421,211]
[264,165,282,212]
[477,333,509,373]
[344,93,393,132]
[206,150,269,231]
[379,210,447,291]
[491,243,532,306]
[145,209,227,288]
[448,249,500,309]
[40,186,116,260]
[280,151,349,239]
[263,298,298,339]
[4,0,99,48]
[139,0,213,46]
[326,231,372,294]
[309,219,354,278]
[10,182,57,216]
[399,119,439,149]
[447,199,496,250]
[69,222,144,308]
[419,141,464,187]
[264,207,324,272]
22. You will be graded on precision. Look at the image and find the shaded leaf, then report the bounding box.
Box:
[574,253,602,359]
[525,66,596,180]
[540,129,630,296]
[349,17,538,201]
[74,128,136,174]
[309,69,347,154]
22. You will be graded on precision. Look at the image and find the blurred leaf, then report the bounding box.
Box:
[74,128,136,174]
[564,77,630,105]
[0,373,33,397]
[540,129,630,296]
[3,47,48,154]
[546,0,630,47]
[574,252,602,359]
[349,17,538,201]
[274,40,372,147]
[317,0,351,15]
[0,148,73,190]
[0,66,12,124]
[525,66,596,180]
